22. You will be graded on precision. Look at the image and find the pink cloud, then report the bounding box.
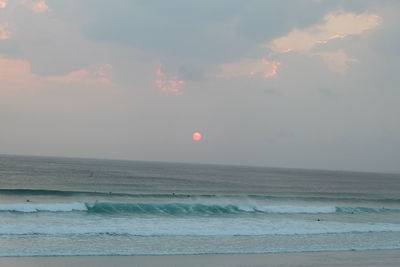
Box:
[269,11,380,53]
[154,66,185,94]
[0,56,39,90]
[2,0,50,13]
[0,56,113,91]
[0,0,7,9]
[0,22,10,40]
[30,0,50,13]
[47,64,113,85]
[265,61,280,78]
[214,59,281,79]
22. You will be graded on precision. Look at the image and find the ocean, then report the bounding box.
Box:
[0,154,399,256]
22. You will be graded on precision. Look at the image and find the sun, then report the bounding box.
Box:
[192,132,202,141]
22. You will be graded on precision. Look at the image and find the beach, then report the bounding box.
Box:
[1,250,399,267]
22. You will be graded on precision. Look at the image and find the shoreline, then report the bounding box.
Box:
[0,249,399,267]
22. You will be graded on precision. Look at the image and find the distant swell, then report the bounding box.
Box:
[1,189,400,203]
[0,202,398,215]
[0,189,129,197]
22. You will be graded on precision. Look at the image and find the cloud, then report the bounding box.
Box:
[269,10,380,53]
[80,0,332,63]
[30,0,50,13]
[313,49,358,74]
[1,0,50,13]
[0,22,10,40]
[154,66,185,94]
[0,0,7,9]
[0,56,39,89]
[214,59,281,79]
[47,64,112,85]
[267,10,380,74]
[0,56,113,91]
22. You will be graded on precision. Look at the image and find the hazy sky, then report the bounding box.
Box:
[1,0,399,172]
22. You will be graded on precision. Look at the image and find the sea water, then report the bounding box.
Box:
[0,155,399,256]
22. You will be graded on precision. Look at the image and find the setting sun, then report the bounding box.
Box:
[192,132,202,141]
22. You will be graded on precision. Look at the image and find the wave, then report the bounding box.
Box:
[0,202,399,215]
[88,202,341,215]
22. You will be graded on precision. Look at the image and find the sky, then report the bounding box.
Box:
[0,0,399,173]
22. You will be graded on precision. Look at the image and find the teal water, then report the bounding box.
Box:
[0,155,399,256]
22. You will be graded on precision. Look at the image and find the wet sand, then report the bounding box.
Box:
[0,250,399,267]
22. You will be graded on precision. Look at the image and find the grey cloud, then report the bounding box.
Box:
[71,0,335,62]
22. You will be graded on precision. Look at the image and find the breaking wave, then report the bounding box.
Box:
[0,202,398,215]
